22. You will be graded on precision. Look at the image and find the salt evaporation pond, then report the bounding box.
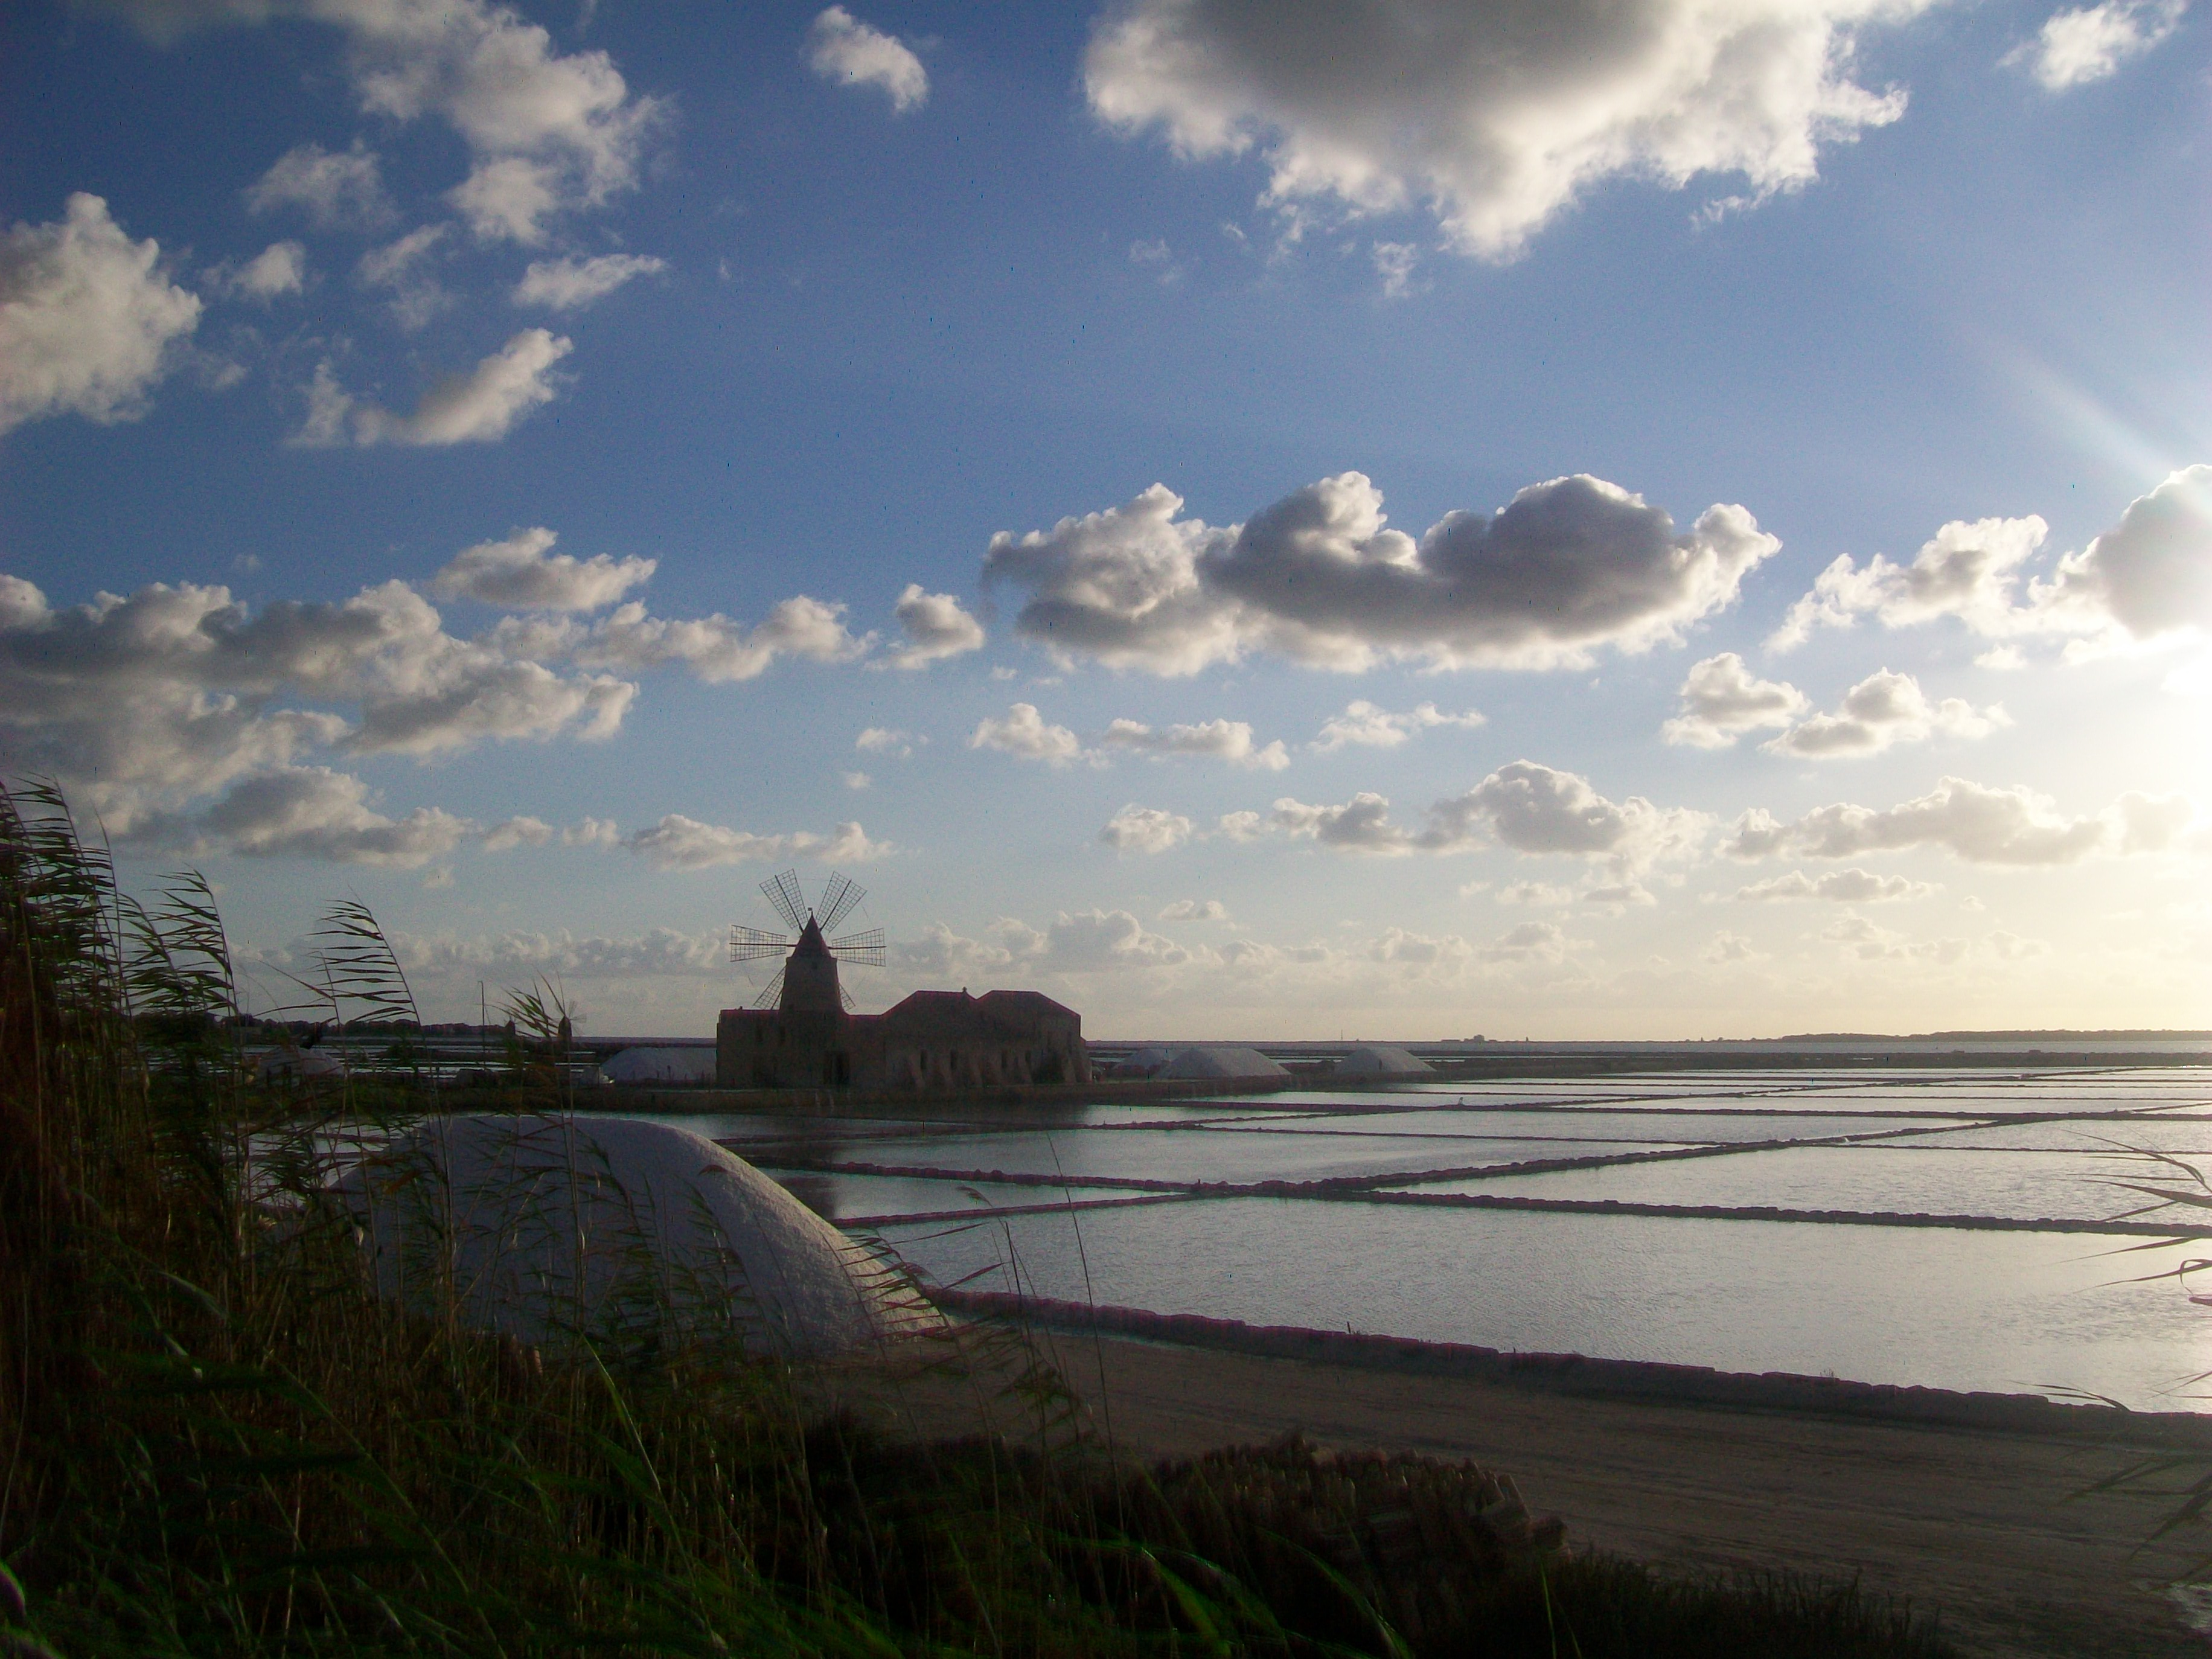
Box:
[679,1066,2212,1408]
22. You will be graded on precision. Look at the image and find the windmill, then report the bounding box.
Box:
[729,870,886,1012]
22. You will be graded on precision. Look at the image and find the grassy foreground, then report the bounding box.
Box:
[0,781,1955,1657]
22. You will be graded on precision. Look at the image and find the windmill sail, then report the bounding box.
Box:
[730,925,790,962]
[817,872,865,935]
[761,869,808,932]
[750,968,785,1010]
[828,927,886,967]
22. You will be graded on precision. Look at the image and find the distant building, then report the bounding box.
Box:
[716,916,1088,1089]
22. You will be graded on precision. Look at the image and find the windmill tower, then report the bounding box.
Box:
[730,870,886,1015]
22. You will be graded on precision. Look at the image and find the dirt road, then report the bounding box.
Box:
[1011,1329,2207,1658]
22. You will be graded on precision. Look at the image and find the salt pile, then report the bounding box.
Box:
[334,1113,941,1359]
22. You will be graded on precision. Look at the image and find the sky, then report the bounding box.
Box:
[2,0,2208,1040]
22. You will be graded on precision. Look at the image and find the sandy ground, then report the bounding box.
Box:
[834,1325,2212,1659]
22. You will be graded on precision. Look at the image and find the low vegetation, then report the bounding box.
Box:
[0,779,1954,1657]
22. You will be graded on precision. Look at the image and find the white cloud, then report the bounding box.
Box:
[884,584,986,668]
[1474,921,1573,964]
[0,194,202,436]
[1159,898,1230,921]
[1770,471,2212,653]
[129,0,662,245]
[512,252,666,310]
[511,593,872,683]
[1084,0,1924,261]
[1723,776,2195,865]
[983,471,1779,674]
[971,702,1084,764]
[563,816,621,848]
[1763,668,2006,758]
[1661,653,1806,747]
[1099,804,1194,853]
[624,813,889,871]
[1311,698,1485,750]
[857,726,918,756]
[398,925,726,979]
[2010,0,2185,89]
[844,770,870,790]
[482,814,553,851]
[211,240,309,299]
[1372,241,1419,296]
[807,6,928,113]
[1818,913,1967,964]
[301,328,571,446]
[356,223,450,329]
[147,765,475,866]
[1731,868,1935,902]
[430,526,654,612]
[1259,760,1709,872]
[1497,880,1576,907]
[1036,908,1191,971]
[245,139,394,228]
[1099,717,1289,769]
[1703,930,1761,964]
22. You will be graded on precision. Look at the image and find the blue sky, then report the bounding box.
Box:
[3,0,2208,1038]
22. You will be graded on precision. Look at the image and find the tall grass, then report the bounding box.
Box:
[0,780,1955,1658]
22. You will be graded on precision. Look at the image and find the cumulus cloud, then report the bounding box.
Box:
[512,252,666,310]
[124,0,662,245]
[1771,471,2212,654]
[1084,0,1924,261]
[1819,913,1967,964]
[1497,880,1576,907]
[623,813,889,871]
[884,584,986,668]
[1035,908,1189,971]
[983,471,1779,674]
[1311,698,1485,750]
[505,594,872,683]
[209,240,309,300]
[141,765,475,866]
[1158,898,1230,921]
[481,814,553,851]
[245,139,394,228]
[2010,0,2185,89]
[430,526,654,611]
[0,194,202,436]
[0,571,642,830]
[1723,776,2195,865]
[1661,653,1806,748]
[355,223,450,330]
[807,6,928,112]
[1099,804,1194,853]
[1731,868,1935,902]
[1472,921,1574,964]
[301,328,571,446]
[1259,760,1709,872]
[1100,717,1288,769]
[1703,930,1761,964]
[971,702,1084,764]
[1763,669,2006,758]
[398,925,724,978]
[857,726,918,756]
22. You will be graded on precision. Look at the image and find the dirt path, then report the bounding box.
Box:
[1010,1329,2209,1659]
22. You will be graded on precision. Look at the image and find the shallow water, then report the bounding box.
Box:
[869,1199,2212,1408]
[1389,1144,2162,1223]
[675,1064,2212,1405]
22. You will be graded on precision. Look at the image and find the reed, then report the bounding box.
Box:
[0,779,1953,1658]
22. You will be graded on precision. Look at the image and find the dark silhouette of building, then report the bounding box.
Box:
[717,917,1087,1089]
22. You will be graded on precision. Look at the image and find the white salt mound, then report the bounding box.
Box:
[599,1046,717,1084]
[1114,1046,1175,1078]
[1336,1045,1432,1076]
[1159,1045,1290,1080]
[333,1113,941,1359]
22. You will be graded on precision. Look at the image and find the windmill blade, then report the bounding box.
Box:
[817,871,865,935]
[730,925,789,962]
[828,928,886,968]
[761,869,807,932]
[750,968,784,1010]
[841,985,856,1013]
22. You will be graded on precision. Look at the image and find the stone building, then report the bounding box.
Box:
[716,916,1088,1090]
